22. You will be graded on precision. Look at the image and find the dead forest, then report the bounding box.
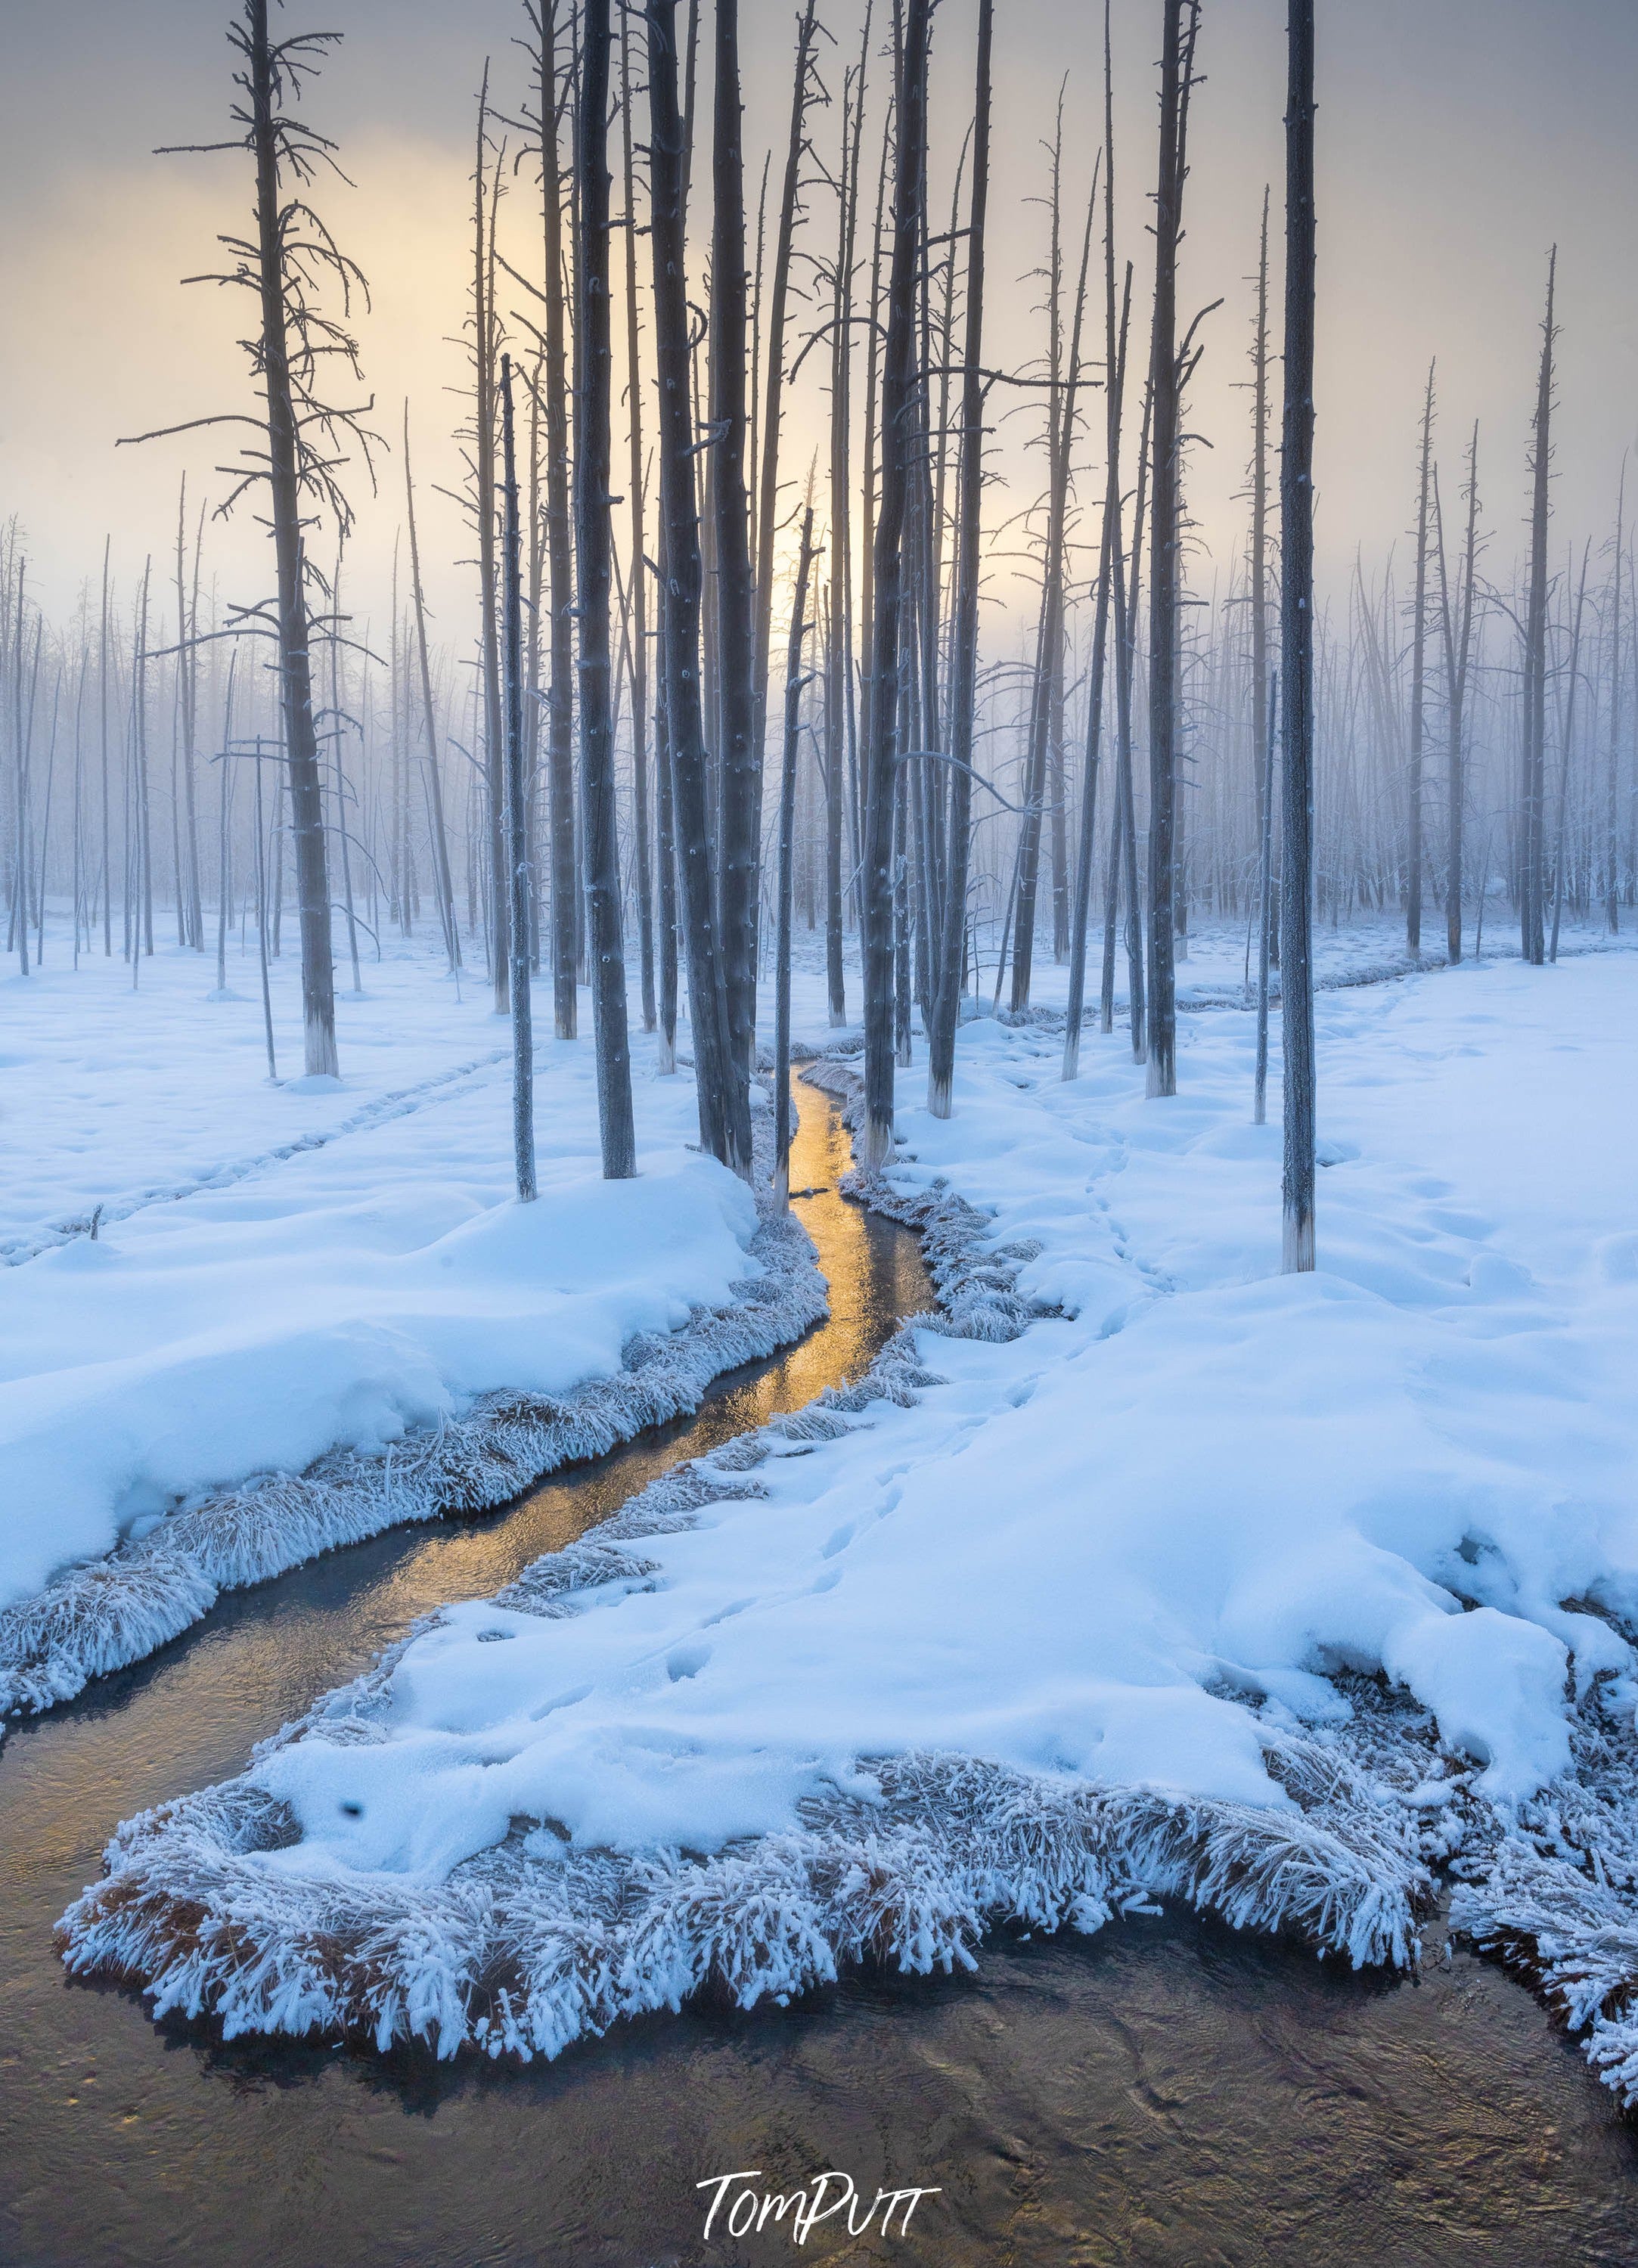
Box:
[3,0,1632,1263]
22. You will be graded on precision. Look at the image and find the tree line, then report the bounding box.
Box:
[4,0,1631,1267]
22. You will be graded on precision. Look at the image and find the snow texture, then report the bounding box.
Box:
[0,948,825,1714]
[50,946,1638,2098]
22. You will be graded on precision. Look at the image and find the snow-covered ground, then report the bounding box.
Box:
[56,942,1638,2091]
[0,943,821,1705]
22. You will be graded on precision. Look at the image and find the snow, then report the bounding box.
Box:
[55,944,1638,2065]
[0,945,774,1631]
[239,957,1638,1867]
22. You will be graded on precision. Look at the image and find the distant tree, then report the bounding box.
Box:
[125,0,377,1078]
[1280,0,1317,1272]
[1520,249,1558,967]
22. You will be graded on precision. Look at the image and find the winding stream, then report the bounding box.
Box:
[1,1085,1633,2266]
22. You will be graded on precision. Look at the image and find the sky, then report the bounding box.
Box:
[3,0,1636,643]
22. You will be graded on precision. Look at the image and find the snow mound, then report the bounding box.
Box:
[57,962,1638,2091]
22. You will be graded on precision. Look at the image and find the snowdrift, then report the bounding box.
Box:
[58,957,1638,2103]
[1,1030,826,1714]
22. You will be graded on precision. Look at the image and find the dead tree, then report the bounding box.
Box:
[861,0,929,1170]
[1406,361,1434,956]
[645,0,736,1168]
[710,0,759,1171]
[619,16,656,1032]
[523,2,580,1039]
[1549,538,1590,962]
[1145,0,1202,1100]
[823,26,870,1028]
[1435,422,1481,963]
[926,0,991,1118]
[752,1,823,766]
[1254,670,1277,1122]
[1012,123,1095,1016]
[404,403,461,973]
[472,74,510,1013]
[1063,223,1125,1080]
[501,356,538,1196]
[1248,185,1273,964]
[1280,0,1317,1273]
[126,0,377,1075]
[575,0,637,1178]
[1605,464,1625,934]
[1520,248,1557,967]
[773,504,819,1204]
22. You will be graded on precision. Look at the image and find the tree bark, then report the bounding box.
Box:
[773,506,818,1205]
[926,0,991,1118]
[710,0,759,1174]
[861,0,929,1169]
[575,0,637,1179]
[1280,0,1317,1272]
[644,0,735,1168]
[501,357,538,1198]
[247,0,336,1073]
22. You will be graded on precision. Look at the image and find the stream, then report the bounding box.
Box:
[1,1084,1634,2266]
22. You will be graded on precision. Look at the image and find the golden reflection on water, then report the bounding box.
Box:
[495,1070,932,1569]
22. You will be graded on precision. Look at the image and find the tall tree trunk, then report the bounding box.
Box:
[1605,464,1624,935]
[1407,361,1434,956]
[644,0,735,1168]
[405,405,462,973]
[501,357,538,1199]
[752,2,821,766]
[926,0,991,1118]
[773,506,818,1206]
[1249,185,1275,969]
[710,0,759,1174]
[532,2,579,1038]
[1280,0,1317,1272]
[1521,249,1556,967]
[575,0,637,1179]
[471,79,508,1014]
[1144,0,1199,1099]
[248,0,336,1072]
[619,18,657,1033]
[861,0,929,1169]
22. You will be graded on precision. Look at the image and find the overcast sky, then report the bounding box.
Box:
[4,0,1635,637]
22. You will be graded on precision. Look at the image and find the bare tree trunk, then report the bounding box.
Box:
[644,0,735,1167]
[501,357,538,1199]
[710,0,759,1174]
[1407,361,1434,956]
[214,654,237,994]
[470,79,509,1015]
[926,0,991,1118]
[1605,464,1624,935]
[1280,0,1317,1273]
[753,2,821,766]
[575,0,637,1180]
[1010,126,1093,1016]
[619,18,657,1034]
[1521,250,1557,967]
[774,506,818,1205]
[861,0,929,1170]
[1438,428,1479,964]
[529,4,579,1039]
[331,536,363,992]
[1549,541,1590,963]
[1144,0,1200,1100]
[1249,186,1279,973]
[1254,670,1277,1123]
[405,405,461,973]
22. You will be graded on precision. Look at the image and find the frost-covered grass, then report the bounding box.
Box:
[57,948,1638,2093]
